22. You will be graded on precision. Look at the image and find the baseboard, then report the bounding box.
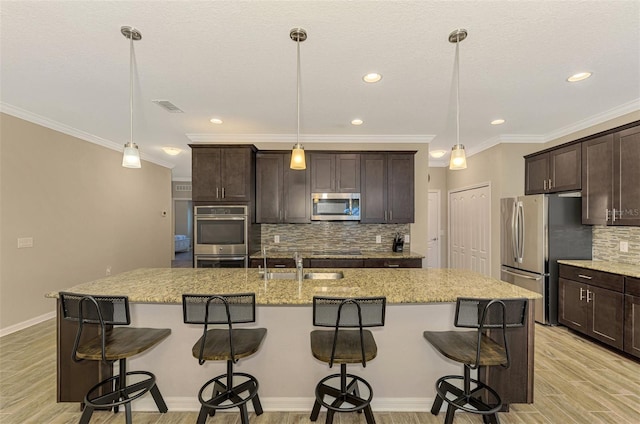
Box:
[0,311,56,338]
[133,396,433,412]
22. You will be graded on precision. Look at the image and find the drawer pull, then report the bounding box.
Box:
[274,264,286,268]
[387,264,400,268]
[577,274,592,280]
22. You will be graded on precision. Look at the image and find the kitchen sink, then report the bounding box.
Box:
[267,271,344,280]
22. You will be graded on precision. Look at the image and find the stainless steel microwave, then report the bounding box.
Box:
[311,193,360,221]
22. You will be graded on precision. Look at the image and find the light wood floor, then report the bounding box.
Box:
[1,319,639,424]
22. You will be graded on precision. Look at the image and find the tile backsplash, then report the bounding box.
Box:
[260,222,410,252]
[592,226,640,264]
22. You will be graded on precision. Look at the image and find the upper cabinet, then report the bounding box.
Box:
[190,145,256,203]
[582,127,640,225]
[360,153,415,223]
[310,153,360,193]
[524,144,581,195]
[256,152,310,223]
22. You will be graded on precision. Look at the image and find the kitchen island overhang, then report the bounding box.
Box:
[47,268,539,412]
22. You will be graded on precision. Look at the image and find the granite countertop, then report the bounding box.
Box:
[250,250,425,259]
[46,267,540,305]
[558,260,640,278]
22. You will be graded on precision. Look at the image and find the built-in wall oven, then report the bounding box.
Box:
[194,205,248,268]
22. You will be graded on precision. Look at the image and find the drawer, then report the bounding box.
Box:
[626,276,640,297]
[364,258,422,268]
[307,259,364,268]
[559,265,624,292]
[267,258,296,268]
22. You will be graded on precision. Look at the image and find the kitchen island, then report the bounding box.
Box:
[48,267,539,412]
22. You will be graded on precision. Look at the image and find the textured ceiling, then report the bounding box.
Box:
[1,1,639,179]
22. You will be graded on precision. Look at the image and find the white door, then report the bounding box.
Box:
[449,185,491,276]
[427,190,441,268]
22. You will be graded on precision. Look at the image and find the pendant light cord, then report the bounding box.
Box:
[129,32,134,145]
[455,34,460,148]
[296,36,301,146]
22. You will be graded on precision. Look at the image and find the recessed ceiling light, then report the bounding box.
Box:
[491,119,505,125]
[362,73,382,83]
[162,147,182,156]
[567,72,592,82]
[210,118,223,124]
[429,149,448,158]
[351,119,364,126]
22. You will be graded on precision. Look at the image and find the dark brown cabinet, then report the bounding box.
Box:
[256,152,310,223]
[190,145,255,203]
[582,127,640,225]
[524,144,581,195]
[624,276,640,359]
[310,153,360,193]
[360,153,415,223]
[363,258,422,268]
[558,265,624,350]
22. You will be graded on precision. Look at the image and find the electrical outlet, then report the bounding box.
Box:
[620,241,629,253]
[376,235,381,244]
[17,237,33,248]
[404,234,410,243]
[274,235,280,243]
[106,266,112,276]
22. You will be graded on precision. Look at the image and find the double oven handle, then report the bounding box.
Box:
[195,216,246,221]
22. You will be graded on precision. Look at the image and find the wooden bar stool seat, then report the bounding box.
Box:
[309,296,386,424]
[423,298,528,424]
[59,292,170,424]
[183,293,266,424]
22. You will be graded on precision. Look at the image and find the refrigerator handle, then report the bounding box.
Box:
[517,201,525,263]
[511,201,518,262]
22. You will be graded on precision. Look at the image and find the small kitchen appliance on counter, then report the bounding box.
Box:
[392,233,404,252]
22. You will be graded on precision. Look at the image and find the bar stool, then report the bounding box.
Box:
[309,296,386,424]
[423,297,528,424]
[182,293,266,424]
[59,292,171,424]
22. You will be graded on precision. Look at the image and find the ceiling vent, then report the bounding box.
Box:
[152,100,184,113]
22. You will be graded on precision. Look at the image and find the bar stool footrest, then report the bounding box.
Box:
[198,372,261,411]
[314,373,373,413]
[85,370,160,410]
[434,375,502,416]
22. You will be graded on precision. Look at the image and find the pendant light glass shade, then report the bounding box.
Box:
[448,28,468,171]
[449,144,467,170]
[290,28,307,170]
[122,141,141,168]
[121,26,142,169]
[290,142,306,169]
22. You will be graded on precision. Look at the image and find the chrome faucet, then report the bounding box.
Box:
[294,251,304,282]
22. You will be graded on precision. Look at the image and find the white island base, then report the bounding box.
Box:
[130,302,463,412]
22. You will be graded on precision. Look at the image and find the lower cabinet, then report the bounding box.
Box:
[558,265,625,351]
[249,257,421,268]
[624,277,640,359]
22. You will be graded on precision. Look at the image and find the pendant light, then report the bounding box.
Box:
[121,26,142,169]
[289,28,307,170]
[449,29,468,170]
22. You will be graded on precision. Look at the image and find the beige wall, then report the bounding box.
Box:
[0,113,172,331]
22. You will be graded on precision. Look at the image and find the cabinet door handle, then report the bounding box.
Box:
[612,208,616,223]
[544,180,547,190]
[577,274,592,280]
[222,187,225,198]
[606,209,610,221]
[384,211,387,221]
[389,210,393,221]
[216,187,219,199]
[586,290,593,303]
[579,287,586,301]
[548,179,552,189]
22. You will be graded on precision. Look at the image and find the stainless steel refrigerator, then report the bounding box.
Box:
[500,194,592,325]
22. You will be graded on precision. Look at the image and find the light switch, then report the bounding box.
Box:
[620,241,629,252]
[18,237,33,248]
[274,235,280,243]
[404,234,410,243]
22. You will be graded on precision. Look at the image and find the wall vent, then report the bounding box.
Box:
[152,100,184,113]
[175,184,192,192]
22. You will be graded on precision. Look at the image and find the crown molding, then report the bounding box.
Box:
[0,103,175,169]
[185,133,435,144]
